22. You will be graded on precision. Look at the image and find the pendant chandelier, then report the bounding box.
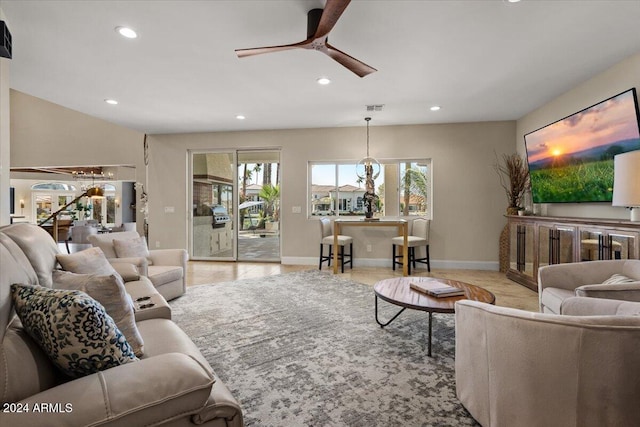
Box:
[355,117,380,180]
[72,170,111,198]
[356,117,381,219]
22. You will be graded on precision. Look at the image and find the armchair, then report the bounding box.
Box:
[87,231,187,300]
[538,259,640,314]
[455,299,640,427]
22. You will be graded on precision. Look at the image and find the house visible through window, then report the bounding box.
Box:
[309,159,431,218]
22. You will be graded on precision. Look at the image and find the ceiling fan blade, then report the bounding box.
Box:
[236,39,310,58]
[314,0,351,39]
[324,42,377,78]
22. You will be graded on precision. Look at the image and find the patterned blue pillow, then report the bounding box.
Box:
[10,284,138,378]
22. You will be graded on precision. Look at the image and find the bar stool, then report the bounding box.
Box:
[318,218,353,273]
[391,218,430,275]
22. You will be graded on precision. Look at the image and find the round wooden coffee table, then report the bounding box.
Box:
[374,277,495,356]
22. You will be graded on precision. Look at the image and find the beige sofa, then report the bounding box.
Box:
[538,259,640,313]
[0,223,243,427]
[88,231,187,301]
[455,298,640,427]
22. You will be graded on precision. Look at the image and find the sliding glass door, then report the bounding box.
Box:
[237,150,280,262]
[189,149,281,261]
[189,151,236,260]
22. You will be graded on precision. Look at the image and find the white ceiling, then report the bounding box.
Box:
[2,0,640,134]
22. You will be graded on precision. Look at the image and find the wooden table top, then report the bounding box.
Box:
[373,277,495,313]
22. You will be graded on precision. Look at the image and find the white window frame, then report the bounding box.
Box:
[308,158,432,219]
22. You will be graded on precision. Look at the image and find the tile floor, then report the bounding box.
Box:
[186,261,540,312]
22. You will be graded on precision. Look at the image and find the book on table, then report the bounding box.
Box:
[410,280,465,298]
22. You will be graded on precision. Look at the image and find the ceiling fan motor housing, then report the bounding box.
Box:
[307,9,323,39]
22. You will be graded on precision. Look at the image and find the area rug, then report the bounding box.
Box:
[170,270,477,426]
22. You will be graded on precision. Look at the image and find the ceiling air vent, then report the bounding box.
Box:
[366,104,384,112]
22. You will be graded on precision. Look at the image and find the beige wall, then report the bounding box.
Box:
[0,8,10,225]
[516,53,640,220]
[10,90,144,169]
[9,90,146,231]
[148,121,516,268]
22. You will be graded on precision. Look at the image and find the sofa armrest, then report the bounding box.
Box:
[149,248,188,268]
[537,260,627,293]
[560,296,640,316]
[574,282,640,302]
[109,256,149,277]
[2,353,214,427]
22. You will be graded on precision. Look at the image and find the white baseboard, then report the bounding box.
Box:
[281,257,499,271]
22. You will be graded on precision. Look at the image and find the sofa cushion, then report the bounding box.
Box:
[602,273,636,285]
[11,284,138,379]
[113,236,151,262]
[56,247,121,280]
[148,265,183,288]
[540,287,575,314]
[52,270,144,357]
[87,231,140,259]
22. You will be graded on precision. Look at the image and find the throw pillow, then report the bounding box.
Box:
[10,284,138,379]
[110,262,141,282]
[113,236,150,260]
[52,270,144,356]
[602,273,637,285]
[56,247,121,279]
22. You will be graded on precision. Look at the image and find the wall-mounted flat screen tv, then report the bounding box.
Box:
[525,88,640,203]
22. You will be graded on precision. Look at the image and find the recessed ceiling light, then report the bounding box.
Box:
[104,99,118,105]
[430,106,441,111]
[115,26,138,39]
[317,77,331,85]
[236,115,246,120]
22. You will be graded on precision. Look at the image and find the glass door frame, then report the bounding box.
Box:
[188,148,281,262]
[237,149,281,262]
[188,149,238,261]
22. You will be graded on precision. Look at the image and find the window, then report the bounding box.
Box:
[309,159,431,218]
[31,182,118,225]
[310,163,385,217]
[32,182,77,191]
[399,161,431,217]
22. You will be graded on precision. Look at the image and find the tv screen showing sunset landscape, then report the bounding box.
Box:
[525,88,640,203]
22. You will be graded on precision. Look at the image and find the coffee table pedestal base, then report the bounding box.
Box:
[375,296,434,357]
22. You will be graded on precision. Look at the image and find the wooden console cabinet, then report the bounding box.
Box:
[506,215,640,291]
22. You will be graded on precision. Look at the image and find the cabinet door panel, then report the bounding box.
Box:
[540,225,575,266]
[580,229,605,261]
[510,222,534,276]
[609,232,638,260]
[557,227,575,264]
[538,225,551,269]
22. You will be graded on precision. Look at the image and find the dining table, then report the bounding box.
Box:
[333,218,410,276]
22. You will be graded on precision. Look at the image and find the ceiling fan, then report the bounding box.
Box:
[235,0,377,78]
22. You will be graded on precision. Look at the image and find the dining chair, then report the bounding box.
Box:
[318,217,353,273]
[391,218,430,274]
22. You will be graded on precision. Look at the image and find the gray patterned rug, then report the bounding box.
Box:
[170,270,477,427]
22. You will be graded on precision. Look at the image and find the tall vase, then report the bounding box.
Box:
[499,223,510,273]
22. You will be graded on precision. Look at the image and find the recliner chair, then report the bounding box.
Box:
[538,259,640,314]
[88,231,187,301]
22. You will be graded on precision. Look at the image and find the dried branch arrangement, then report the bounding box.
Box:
[494,152,530,212]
